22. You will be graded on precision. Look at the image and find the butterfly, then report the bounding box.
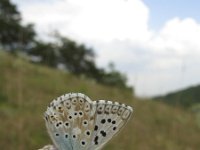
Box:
[39,93,133,150]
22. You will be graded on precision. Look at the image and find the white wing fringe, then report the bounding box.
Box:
[38,145,57,150]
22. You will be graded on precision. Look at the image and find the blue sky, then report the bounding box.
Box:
[12,0,200,97]
[143,0,200,29]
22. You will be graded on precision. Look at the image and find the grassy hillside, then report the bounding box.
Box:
[154,85,200,108]
[0,51,200,150]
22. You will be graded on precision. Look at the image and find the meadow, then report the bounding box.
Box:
[0,51,200,150]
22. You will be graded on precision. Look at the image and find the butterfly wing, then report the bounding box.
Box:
[44,93,97,150]
[88,100,133,150]
[38,145,57,150]
[44,93,133,150]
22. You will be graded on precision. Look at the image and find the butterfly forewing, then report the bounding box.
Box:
[88,100,132,150]
[44,93,133,150]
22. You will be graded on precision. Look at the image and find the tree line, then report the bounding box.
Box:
[0,0,133,91]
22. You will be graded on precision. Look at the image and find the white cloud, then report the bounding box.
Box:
[109,17,200,96]
[12,0,200,96]
[150,18,200,56]
[67,0,152,42]
[14,0,152,42]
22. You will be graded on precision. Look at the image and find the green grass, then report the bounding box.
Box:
[0,51,200,150]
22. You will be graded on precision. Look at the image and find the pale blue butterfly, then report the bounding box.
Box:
[39,93,133,150]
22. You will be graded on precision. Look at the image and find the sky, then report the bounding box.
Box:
[11,0,200,97]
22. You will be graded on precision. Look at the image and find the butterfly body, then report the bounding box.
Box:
[42,93,133,150]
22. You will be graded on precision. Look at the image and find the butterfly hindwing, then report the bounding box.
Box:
[44,93,96,150]
[45,94,73,150]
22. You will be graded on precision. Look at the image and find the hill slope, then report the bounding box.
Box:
[154,85,200,108]
[0,51,200,150]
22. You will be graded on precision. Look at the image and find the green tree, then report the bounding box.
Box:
[57,36,96,76]
[0,0,35,51]
[28,41,58,67]
[100,63,128,88]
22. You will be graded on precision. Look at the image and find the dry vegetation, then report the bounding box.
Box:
[0,51,200,150]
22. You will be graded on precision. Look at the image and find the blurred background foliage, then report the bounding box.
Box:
[0,0,200,150]
[0,0,132,91]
